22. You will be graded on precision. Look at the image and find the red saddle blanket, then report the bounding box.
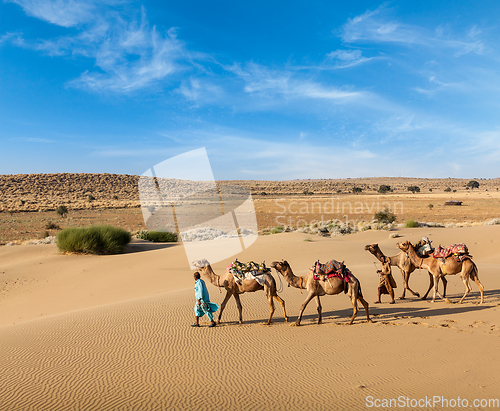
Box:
[432,244,470,261]
[312,259,351,282]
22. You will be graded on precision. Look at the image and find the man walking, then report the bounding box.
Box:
[192,272,219,327]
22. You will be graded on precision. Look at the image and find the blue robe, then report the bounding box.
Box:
[194,278,219,320]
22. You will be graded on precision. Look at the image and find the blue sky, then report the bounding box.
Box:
[1,0,500,179]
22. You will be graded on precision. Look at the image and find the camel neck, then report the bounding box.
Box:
[281,267,305,289]
[200,265,220,287]
[406,245,427,267]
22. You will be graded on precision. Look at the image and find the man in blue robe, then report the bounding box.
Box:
[192,272,219,327]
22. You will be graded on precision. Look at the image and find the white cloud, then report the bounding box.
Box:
[6,0,97,27]
[6,1,198,93]
[341,5,484,56]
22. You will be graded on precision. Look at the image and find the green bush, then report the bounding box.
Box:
[136,229,177,242]
[378,185,391,194]
[57,225,131,254]
[270,225,284,234]
[407,185,420,193]
[56,205,68,218]
[45,221,61,230]
[374,208,396,224]
[147,231,177,242]
[405,219,419,228]
[444,187,452,192]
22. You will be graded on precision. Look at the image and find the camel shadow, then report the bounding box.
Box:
[368,301,493,320]
[124,239,179,254]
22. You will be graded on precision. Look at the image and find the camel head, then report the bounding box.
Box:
[396,241,412,252]
[192,259,210,269]
[271,260,289,273]
[364,243,378,252]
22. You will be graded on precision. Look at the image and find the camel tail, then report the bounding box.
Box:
[357,281,364,298]
[469,260,479,281]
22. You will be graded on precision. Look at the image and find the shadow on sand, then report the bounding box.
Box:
[124,239,179,254]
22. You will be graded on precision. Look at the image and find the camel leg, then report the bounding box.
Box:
[473,277,485,304]
[399,270,407,299]
[265,293,275,325]
[422,273,435,300]
[459,275,472,304]
[348,294,359,325]
[315,295,322,324]
[234,293,243,324]
[217,291,232,324]
[442,276,448,298]
[357,296,372,323]
[296,291,315,326]
[432,275,447,302]
[404,271,420,298]
[273,294,288,322]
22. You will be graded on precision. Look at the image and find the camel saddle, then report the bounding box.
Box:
[227,259,270,285]
[312,260,351,293]
[432,243,471,262]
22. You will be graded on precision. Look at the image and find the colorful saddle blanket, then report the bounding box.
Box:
[432,244,470,262]
[312,259,351,282]
[227,260,270,285]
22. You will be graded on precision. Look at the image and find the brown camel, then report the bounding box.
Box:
[364,243,443,300]
[192,259,288,325]
[396,241,484,304]
[271,260,371,326]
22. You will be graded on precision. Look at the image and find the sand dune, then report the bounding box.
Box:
[1,226,499,410]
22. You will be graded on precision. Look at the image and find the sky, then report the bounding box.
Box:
[1,0,500,180]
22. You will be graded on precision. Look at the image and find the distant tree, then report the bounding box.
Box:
[428,204,434,210]
[112,195,119,200]
[303,190,314,195]
[407,185,420,193]
[87,194,96,202]
[429,188,433,192]
[352,187,363,194]
[374,208,396,224]
[444,187,452,192]
[56,205,68,218]
[467,180,480,189]
[378,185,391,194]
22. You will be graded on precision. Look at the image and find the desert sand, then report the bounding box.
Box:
[1,226,499,410]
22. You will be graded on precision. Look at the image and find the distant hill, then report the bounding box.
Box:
[0,173,498,212]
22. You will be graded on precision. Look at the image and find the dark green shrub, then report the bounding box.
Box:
[405,219,419,228]
[56,205,68,218]
[374,208,396,224]
[378,185,391,194]
[147,231,177,242]
[467,180,479,189]
[444,187,452,192]
[112,195,119,200]
[87,194,96,201]
[270,226,285,234]
[352,187,363,194]
[57,225,131,254]
[407,185,420,193]
[45,221,61,230]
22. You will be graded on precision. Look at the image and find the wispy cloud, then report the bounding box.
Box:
[227,62,365,101]
[5,1,200,93]
[341,5,484,56]
[6,0,97,27]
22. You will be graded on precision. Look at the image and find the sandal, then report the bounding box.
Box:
[191,324,200,327]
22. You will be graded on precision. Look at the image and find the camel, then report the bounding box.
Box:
[192,259,288,325]
[271,260,371,326]
[364,243,443,300]
[396,241,484,304]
